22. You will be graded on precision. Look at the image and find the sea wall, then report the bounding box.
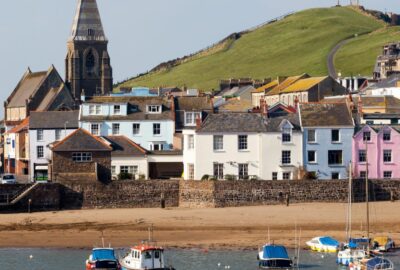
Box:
[0,179,399,212]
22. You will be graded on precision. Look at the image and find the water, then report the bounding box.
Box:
[0,248,399,270]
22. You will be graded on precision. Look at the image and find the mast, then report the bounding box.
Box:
[365,137,370,255]
[346,162,353,240]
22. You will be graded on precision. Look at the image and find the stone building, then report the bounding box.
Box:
[373,42,400,80]
[65,0,113,98]
[51,129,112,182]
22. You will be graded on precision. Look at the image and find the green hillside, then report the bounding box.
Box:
[335,26,400,76]
[117,6,387,91]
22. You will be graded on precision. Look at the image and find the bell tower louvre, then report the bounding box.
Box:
[65,0,113,99]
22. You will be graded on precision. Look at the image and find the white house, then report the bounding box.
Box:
[183,112,303,180]
[29,111,79,181]
[79,95,175,151]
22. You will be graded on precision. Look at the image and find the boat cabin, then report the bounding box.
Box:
[86,248,120,270]
[121,244,166,270]
[258,244,293,269]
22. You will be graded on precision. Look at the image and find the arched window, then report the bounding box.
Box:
[86,49,95,76]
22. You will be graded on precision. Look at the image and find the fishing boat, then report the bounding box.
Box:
[86,248,121,270]
[372,236,395,252]
[257,244,293,269]
[305,236,339,253]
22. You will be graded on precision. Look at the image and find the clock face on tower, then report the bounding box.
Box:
[85,49,96,77]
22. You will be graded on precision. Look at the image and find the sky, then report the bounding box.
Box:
[0,0,399,118]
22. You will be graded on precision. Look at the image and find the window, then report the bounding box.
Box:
[188,164,195,180]
[213,135,223,151]
[88,28,95,36]
[188,135,194,150]
[238,135,248,150]
[331,172,340,180]
[112,123,120,135]
[331,129,340,143]
[383,171,392,179]
[91,124,100,136]
[383,150,392,163]
[358,150,366,163]
[282,172,291,180]
[185,112,202,126]
[111,166,116,176]
[307,129,316,143]
[308,151,316,163]
[37,146,44,159]
[238,164,249,180]
[89,105,101,115]
[151,143,164,151]
[360,171,367,179]
[72,152,92,162]
[213,163,224,179]
[153,123,161,135]
[37,130,44,141]
[120,166,138,174]
[113,105,121,115]
[363,131,371,142]
[383,131,391,141]
[132,123,140,135]
[281,151,291,165]
[282,127,292,143]
[366,121,374,125]
[328,150,343,165]
[272,172,278,180]
[147,105,161,113]
[55,129,62,141]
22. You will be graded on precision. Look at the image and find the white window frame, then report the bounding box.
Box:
[308,150,317,164]
[55,129,62,141]
[37,129,44,141]
[383,171,392,179]
[281,150,291,165]
[113,105,121,115]
[307,129,316,143]
[89,105,101,115]
[184,112,202,126]
[72,152,92,162]
[213,135,224,151]
[37,146,44,159]
[132,123,140,135]
[91,123,100,136]
[147,105,161,114]
[111,166,116,176]
[120,165,138,174]
[383,150,392,163]
[282,126,292,143]
[188,135,194,150]
[383,130,391,141]
[238,163,249,180]
[213,163,224,179]
[331,129,340,143]
[188,164,195,180]
[358,150,366,163]
[282,172,291,180]
[153,123,161,135]
[238,135,248,151]
[150,142,164,151]
[112,123,120,135]
[272,172,278,180]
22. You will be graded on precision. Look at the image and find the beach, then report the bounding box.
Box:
[0,201,399,249]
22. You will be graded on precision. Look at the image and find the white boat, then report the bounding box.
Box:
[306,236,339,253]
[119,243,175,270]
[337,247,367,266]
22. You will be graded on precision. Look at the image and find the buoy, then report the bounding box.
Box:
[29,255,33,259]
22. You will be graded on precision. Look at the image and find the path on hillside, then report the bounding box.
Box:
[327,38,352,78]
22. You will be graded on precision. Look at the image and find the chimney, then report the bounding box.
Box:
[260,98,268,118]
[195,116,202,130]
[294,96,299,112]
[358,97,363,115]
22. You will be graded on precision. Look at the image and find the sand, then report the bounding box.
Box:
[0,202,399,250]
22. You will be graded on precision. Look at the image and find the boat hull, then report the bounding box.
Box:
[259,259,293,269]
[120,261,175,270]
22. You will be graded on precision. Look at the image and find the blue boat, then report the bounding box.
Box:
[258,244,293,269]
[366,257,394,270]
[85,248,121,270]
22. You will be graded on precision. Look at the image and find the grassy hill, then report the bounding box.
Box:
[117,6,389,91]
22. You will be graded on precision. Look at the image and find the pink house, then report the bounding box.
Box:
[353,125,400,179]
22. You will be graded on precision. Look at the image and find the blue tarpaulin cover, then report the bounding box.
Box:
[92,249,116,261]
[263,245,290,259]
[349,238,369,248]
[319,237,340,247]
[366,257,392,270]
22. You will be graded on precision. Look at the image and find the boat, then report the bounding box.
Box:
[305,236,339,252]
[372,236,395,252]
[86,248,121,270]
[257,244,293,269]
[337,247,368,266]
[119,243,175,270]
[350,257,394,270]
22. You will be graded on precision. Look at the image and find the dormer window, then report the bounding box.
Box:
[147,105,161,114]
[113,105,121,115]
[185,112,202,126]
[89,105,101,115]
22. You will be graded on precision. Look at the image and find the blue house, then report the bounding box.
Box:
[299,103,354,180]
[79,95,175,151]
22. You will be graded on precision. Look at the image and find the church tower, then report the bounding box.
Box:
[65,0,113,99]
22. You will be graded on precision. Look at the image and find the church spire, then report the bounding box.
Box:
[69,0,107,41]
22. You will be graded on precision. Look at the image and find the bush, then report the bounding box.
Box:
[139,174,146,180]
[225,174,236,181]
[201,174,210,181]
[118,172,135,180]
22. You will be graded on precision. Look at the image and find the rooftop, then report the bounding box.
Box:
[103,136,147,157]
[8,70,47,107]
[30,111,79,129]
[299,102,354,127]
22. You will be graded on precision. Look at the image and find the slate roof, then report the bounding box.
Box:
[103,136,147,157]
[52,129,112,152]
[8,71,47,107]
[81,96,173,121]
[198,113,268,133]
[265,114,301,132]
[30,111,79,129]
[36,84,74,111]
[299,103,354,127]
[174,96,213,111]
